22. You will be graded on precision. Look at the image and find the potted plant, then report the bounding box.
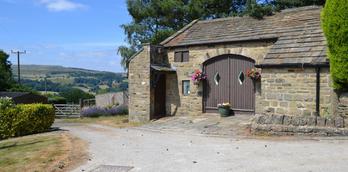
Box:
[246,68,261,81]
[217,102,231,117]
[191,69,207,85]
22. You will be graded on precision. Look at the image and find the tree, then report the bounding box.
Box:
[59,88,94,104]
[322,0,348,90]
[0,50,14,91]
[118,0,247,71]
[271,0,325,10]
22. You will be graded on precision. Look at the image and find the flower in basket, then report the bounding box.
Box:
[217,102,231,108]
[246,68,261,80]
[191,69,207,85]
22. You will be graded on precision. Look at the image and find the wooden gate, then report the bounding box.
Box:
[54,104,81,117]
[203,54,255,113]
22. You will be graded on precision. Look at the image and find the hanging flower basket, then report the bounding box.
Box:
[217,103,231,117]
[191,69,207,85]
[246,68,261,81]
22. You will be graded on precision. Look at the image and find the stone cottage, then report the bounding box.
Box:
[128,6,340,122]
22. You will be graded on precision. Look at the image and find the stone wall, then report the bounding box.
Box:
[336,92,348,117]
[128,42,337,122]
[252,114,348,136]
[166,42,274,116]
[258,67,334,117]
[128,44,151,122]
[95,92,127,107]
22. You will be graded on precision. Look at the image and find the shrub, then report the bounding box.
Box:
[114,104,128,115]
[48,95,67,104]
[80,106,107,117]
[59,88,94,104]
[0,97,14,110]
[80,105,128,117]
[322,0,348,90]
[0,104,55,139]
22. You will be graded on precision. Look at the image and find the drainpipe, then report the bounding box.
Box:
[315,67,321,116]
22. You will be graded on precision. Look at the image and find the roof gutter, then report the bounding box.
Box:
[255,62,329,68]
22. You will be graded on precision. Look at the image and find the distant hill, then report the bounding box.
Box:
[11,65,127,94]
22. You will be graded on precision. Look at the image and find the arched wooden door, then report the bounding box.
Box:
[203,54,255,114]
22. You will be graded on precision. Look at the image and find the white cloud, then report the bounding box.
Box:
[39,0,87,12]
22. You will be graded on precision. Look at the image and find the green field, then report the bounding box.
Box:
[12,65,128,94]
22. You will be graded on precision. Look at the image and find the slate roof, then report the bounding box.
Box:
[0,92,29,98]
[151,64,176,72]
[161,6,328,65]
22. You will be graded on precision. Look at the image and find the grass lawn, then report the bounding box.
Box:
[0,132,87,172]
[61,115,145,128]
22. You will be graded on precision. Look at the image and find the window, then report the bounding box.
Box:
[182,80,190,96]
[174,51,189,62]
[238,71,245,85]
[214,72,220,85]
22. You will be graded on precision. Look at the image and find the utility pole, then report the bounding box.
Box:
[44,75,47,95]
[11,50,26,85]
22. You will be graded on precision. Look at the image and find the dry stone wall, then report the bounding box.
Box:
[96,92,127,107]
[258,67,334,117]
[128,44,151,122]
[252,114,348,136]
[337,92,348,117]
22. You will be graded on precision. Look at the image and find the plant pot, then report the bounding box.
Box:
[218,107,230,117]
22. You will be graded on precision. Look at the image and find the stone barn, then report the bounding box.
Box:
[128,6,342,122]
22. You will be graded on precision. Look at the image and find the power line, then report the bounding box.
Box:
[11,50,26,85]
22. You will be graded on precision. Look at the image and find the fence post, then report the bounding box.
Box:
[79,98,83,109]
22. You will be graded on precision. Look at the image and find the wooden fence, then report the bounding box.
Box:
[54,104,81,117]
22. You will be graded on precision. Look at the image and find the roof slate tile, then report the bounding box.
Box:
[162,6,327,65]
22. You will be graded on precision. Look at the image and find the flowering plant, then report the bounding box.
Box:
[80,105,128,117]
[217,102,231,108]
[0,97,14,110]
[191,69,207,85]
[246,68,261,80]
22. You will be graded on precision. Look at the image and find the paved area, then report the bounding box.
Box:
[55,116,348,172]
[139,114,253,136]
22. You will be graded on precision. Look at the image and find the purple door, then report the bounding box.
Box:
[203,54,255,113]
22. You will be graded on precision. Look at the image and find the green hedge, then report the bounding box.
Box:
[0,104,55,139]
[48,95,67,104]
[322,0,348,90]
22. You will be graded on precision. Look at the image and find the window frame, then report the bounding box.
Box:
[182,80,190,96]
[174,50,189,62]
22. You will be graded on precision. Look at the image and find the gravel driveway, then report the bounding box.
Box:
[56,117,348,172]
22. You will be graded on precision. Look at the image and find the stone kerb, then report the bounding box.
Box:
[251,114,348,136]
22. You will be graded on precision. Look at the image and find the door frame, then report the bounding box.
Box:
[202,54,256,114]
[153,73,166,119]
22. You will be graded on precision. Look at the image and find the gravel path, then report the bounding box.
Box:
[56,119,348,172]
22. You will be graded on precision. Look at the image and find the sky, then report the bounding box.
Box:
[0,0,132,72]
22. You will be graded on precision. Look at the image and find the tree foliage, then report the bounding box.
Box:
[322,0,348,90]
[0,50,14,91]
[59,88,95,104]
[271,0,326,10]
[118,0,326,70]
